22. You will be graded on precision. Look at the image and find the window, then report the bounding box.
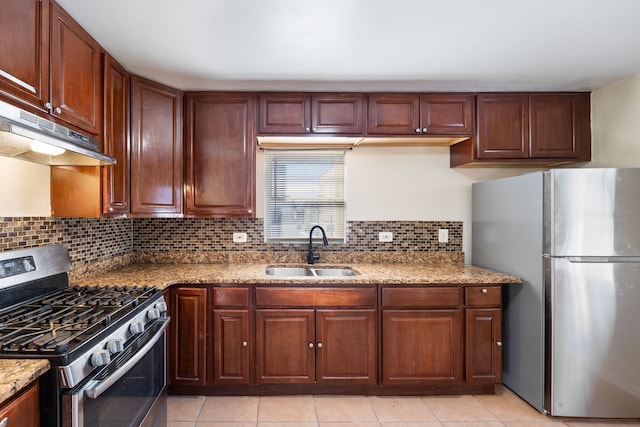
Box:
[264,150,345,243]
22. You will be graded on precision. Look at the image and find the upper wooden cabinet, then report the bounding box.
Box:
[258,93,364,135]
[130,76,183,217]
[367,94,473,136]
[451,93,591,167]
[0,0,102,136]
[184,93,255,217]
[102,54,130,216]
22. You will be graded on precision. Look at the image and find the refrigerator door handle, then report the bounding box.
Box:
[566,256,640,263]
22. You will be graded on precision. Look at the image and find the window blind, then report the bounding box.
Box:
[264,151,345,243]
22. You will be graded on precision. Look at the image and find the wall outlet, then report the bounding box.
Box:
[379,231,393,242]
[438,229,449,243]
[233,232,248,243]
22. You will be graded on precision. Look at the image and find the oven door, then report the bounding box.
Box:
[62,317,169,427]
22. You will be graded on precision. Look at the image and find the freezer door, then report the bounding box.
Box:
[548,257,640,417]
[550,168,640,257]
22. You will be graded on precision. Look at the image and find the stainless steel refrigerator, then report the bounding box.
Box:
[472,168,640,418]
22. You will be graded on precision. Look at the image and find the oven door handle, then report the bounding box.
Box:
[85,317,169,399]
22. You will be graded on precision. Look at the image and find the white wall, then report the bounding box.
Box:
[0,157,50,216]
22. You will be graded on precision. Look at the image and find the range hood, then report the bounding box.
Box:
[0,99,116,166]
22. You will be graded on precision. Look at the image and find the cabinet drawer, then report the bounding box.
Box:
[255,287,376,307]
[382,287,460,308]
[465,286,501,307]
[212,287,249,307]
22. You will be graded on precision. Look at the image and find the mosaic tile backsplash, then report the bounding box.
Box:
[1,217,462,266]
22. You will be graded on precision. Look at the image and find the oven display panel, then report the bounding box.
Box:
[0,256,36,279]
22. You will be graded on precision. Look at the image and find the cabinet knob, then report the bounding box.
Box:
[308,342,314,349]
[481,288,488,294]
[422,127,428,133]
[317,342,323,348]
[1,417,8,427]
[55,106,62,114]
[242,341,248,347]
[497,341,503,347]
[107,207,114,212]
[44,102,52,110]
[415,128,421,133]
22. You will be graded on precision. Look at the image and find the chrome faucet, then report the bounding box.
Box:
[307,225,329,264]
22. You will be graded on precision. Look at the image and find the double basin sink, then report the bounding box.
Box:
[265,266,358,277]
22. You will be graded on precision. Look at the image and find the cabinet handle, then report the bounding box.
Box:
[481,288,488,294]
[242,341,248,347]
[317,342,323,348]
[55,106,62,114]
[0,417,8,427]
[496,341,503,347]
[422,127,428,133]
[44,102,52,110]
[308,342,314,349]
[415,128,421,133]
[107,207,114,212]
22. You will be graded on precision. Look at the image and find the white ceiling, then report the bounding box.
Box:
[56,0,640,92]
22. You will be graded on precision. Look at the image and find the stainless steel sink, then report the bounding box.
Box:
[265,266,358,277]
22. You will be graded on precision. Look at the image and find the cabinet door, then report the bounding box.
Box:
[465,308,502,384]
[476,94,529,159]
[420,94,473,135]
[315,309,376,385]
[367,94,420,135]
[382,309,463,385]
[102,54,130,216]
[170,287,207,386]
[258,94,311,134]
[0,381,39,427]
[185,93,255,217]
[529,93,590,160]
[50,2,101,134]
[0,0,49,110]
[213,309,250,385]
[256,309,315,384]
[130,76,183,216]
[311,94,364,134]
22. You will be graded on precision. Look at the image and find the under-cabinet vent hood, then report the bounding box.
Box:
[0,100,116,166]
[256,135,470,149]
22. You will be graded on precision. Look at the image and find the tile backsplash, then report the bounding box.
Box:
[1,217,462,266]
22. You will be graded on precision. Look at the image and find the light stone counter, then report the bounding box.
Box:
[0,359,49,405]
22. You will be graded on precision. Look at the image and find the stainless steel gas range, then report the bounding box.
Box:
[0,245,169,427]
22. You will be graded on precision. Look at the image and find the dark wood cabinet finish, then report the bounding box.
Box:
[130,76,183,216]
[0,380,39,427]
[368,94,473,136]
[382,309,463,385]
[184,93,255,217]
[451,93,591,167]
[213,309,250,385]
[0,0,50,111]
[465,308,502,384]
[169,287,207,386]
[50,1,101,135]
[258,93,364,135]
[102,54,130,216]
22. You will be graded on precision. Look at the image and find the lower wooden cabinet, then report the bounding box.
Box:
[169,287,207,386]
[0,380,39,427]
[213,309,250,384]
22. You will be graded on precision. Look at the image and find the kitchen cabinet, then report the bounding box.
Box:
[211,287,251,385]
[381,287,463,385]
[169,287,207,386]
[102,53,130,216]
[258,93,365,134]
[130,76,183,217]
[0,0,102,136]
[184,93,255,217]
[367,94,473,136]
[255,286,377,385]
[465,287,502,384]
[450,93,591,166]
[0,380,39,427]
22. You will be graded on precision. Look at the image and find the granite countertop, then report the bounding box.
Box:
[0,360,50,405]
[72,262,522,289]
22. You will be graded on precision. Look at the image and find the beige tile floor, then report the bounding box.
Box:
[167,385,640,427]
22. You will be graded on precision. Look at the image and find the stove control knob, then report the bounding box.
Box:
[106,339,124,354]
[129,321,145,334]
[147,308,160,320]
[91,350,111,367]
[154,301,168,313]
